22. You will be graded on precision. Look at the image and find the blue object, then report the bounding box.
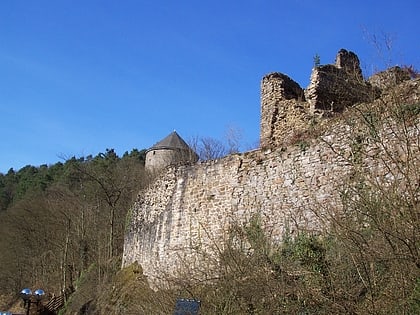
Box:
[173,298,201,315]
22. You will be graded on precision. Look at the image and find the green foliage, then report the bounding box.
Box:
[0,171,15,211]
[313,53,321,67]
[122,148,146,163]
[395,102,420,121]
[0,148,146,212]
[297,140,310,152]
[0,162,68,210]
[0,147,147,305]
[282,233,329,275]
[408,278,420,313]
[244,214,269,256]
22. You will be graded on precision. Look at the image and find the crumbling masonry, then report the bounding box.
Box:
[122,49,418,285]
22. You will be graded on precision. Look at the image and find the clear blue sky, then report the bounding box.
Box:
[1,0,419,173]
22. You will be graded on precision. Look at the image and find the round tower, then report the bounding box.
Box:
[145,131,198,172]
[260,72,304,148]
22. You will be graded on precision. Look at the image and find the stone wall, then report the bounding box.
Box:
[305,49,372,111]
[305,64,373,112]
[122,49,419,286]
[123,141,344,283]
[123,79,420,284]
[368,66,412,91]
[260,73,307,148]
[261,49,385,148]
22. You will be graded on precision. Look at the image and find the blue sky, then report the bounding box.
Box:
[0,0,419,173]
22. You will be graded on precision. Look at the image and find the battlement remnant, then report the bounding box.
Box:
[260,73,306,148]
[261,72,305,101]
[335,48,363,80]
[306,49,374,112]
[261,49,381,148]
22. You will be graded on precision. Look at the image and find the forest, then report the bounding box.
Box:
[0,148,148,311]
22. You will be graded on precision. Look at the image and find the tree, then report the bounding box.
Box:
[66,149,146,264]
[319,82,420,313]
[0,148,148,303]
[313,53,321,67]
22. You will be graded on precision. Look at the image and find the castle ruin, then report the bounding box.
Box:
[122,49,419,285]
[260,49,380,148]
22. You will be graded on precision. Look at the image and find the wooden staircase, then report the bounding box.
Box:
[41,287,74,314]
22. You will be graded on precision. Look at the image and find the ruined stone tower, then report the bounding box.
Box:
[145,131,198,172]
[260,73,306,148]
[305,49,372,112]
[260,49,376,148]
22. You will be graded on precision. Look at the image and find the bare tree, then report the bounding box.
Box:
[224,124,243,154]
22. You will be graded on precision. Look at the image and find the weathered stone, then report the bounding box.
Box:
[123,96,420,284]
[122,49,420,288]
[335,48,363,80]
[260,73,307,148]
[261,49,380,148]
[305,65,373,111]
[368,66,411,91]
[261,72,305,101]
[305,50,374,112]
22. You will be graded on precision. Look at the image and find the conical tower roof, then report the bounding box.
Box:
[147,131,192,152]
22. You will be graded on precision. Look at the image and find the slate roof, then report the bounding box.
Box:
[148,131,192,151]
